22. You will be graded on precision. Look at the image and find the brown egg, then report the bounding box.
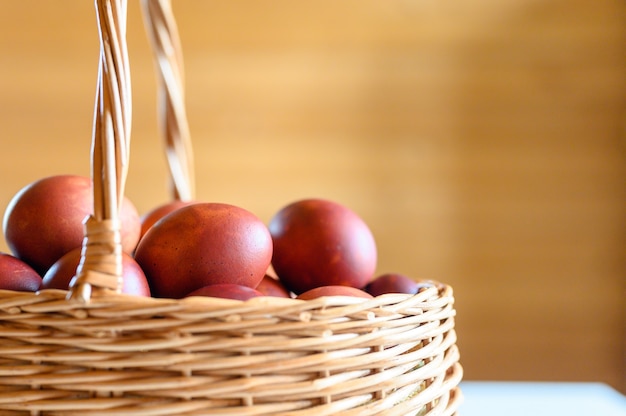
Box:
[134,203,273,299]
[40,247,151,297]
[0,252,42,292]
[296,285,374,300]
[186,283,263,301]
[269,198,377,294]
[365,273,434,296]
[139,200,196,239]
[2,175,141,275]
[255,274,291,298]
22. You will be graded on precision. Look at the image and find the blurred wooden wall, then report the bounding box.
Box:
[0,1,624,392]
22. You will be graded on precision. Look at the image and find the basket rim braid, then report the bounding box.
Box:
[0,0,463,414]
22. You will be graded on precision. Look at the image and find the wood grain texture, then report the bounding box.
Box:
[0,0,624,392]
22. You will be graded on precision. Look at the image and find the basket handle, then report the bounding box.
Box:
[68,0,194,302]
[141,0,195,202]
[68,0,131,302]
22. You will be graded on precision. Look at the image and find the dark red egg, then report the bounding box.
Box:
[40,247,151,297]
[365,273,433,296]
[255,274,291,298]
[139,200,196,239]
[2,175,141,274]
[297,285,374,300]
[0,252,42,292]
[269,198,377,294]
[135,203,273,299]
[186,283,263,301]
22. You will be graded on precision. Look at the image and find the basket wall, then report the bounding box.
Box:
[0,286,461,415]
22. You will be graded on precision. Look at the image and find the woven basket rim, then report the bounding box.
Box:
[0,282,454,308]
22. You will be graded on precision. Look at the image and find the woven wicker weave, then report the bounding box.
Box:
[0,1,463,414]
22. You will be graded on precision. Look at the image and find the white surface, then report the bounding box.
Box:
[459,381,626,416]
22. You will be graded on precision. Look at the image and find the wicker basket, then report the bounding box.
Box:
[0,1,463,414]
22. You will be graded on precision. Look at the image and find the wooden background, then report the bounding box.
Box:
[0,1,624,392]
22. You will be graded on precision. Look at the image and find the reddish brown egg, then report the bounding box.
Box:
[0,252,42,292]
[255,274,291,298]
[186,283,263,301]
[134,203,273,299]
[296,285,373,300]
[269,198,377,294]
[139,200,196,239]
[2,175,141,274]
[365,273,434,296]
[40,247,151,297]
